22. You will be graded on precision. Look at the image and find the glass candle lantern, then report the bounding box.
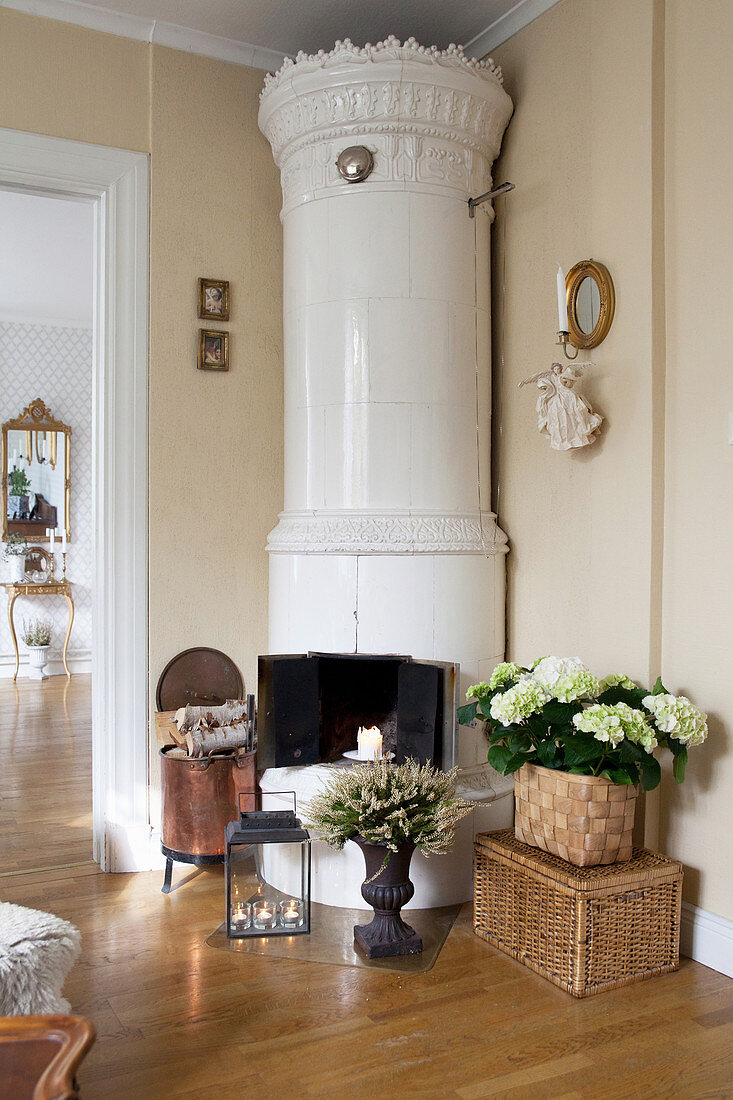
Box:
[225,803,311,939]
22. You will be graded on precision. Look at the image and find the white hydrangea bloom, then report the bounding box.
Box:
[466,681,489,699]
[574,702,656,750]
[642,693,708,746]
[573,704,626,746]
[488,662,523,690]
[552,669,601,702]
[533,656,591,690]
[490,679,550,725]
[599,673,637,692]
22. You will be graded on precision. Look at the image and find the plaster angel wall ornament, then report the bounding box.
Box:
[519,362,603,450]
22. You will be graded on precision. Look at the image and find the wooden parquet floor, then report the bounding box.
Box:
[1,679,733,1098]
[0,675,92,873]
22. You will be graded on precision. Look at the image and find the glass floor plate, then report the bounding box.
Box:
[205,901,461,974]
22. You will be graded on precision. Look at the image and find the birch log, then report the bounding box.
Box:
[184,722,249,758]
[174,700,248,732]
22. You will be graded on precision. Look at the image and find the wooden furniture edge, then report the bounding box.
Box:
[0,1014,95,1100]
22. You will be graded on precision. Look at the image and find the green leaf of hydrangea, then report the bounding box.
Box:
[544,701,582,726]
[488,744,514,773]
[560,733,604,767]
[640,756,661,791]
[457,701,478,725]
[505,752,530,774]
[652,676,668,696]
[602,767,635,785]
[598,686,648,709]
[536,740,559,768]
[508,731,532,754]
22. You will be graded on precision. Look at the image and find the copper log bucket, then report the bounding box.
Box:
[160,746,256,863]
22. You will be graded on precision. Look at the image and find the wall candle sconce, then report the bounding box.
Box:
[556,259,615,359]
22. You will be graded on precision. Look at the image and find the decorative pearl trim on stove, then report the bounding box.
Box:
[267,511,509,555]
[260,37,505,99]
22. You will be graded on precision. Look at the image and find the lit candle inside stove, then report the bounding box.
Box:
[357,725,382,760]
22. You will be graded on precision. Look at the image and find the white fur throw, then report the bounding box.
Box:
[0,901,81,1015]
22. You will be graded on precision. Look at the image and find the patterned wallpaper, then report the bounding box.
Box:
[0,322,92,663]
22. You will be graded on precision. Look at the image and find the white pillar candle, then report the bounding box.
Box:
[557,265,568,331]
[357,725,383,760]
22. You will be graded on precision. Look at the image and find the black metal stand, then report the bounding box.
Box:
[161,857,174,894]
[160,845,224,894]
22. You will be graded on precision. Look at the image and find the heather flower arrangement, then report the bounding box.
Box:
[306,757,473,856]
[460,656,708,791]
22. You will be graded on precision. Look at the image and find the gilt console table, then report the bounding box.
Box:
[2,580,74,680]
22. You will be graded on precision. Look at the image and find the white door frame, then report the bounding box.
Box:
[0,128,150,871]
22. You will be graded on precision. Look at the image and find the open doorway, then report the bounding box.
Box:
[0,188,95,872]
[0,128,149,874]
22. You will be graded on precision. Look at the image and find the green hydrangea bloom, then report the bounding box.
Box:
[642,693,708,746]
[490,679,550,726]
[573,702,654,749]
[552,669,601,703]
[599,673,637,693]
[466,681,489,700]
[488,662,523,690]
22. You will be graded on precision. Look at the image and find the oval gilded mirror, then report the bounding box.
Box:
[566,260,615,349]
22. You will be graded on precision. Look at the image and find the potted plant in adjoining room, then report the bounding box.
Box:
[459,657,708,867]
[2,534,28,582]
[21,617,53,680]
[7,466,32,521]
[307,758,473,959]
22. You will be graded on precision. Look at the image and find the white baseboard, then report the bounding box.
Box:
[0,649,91,677]
[681,902,733,978]
[104,822,164,872]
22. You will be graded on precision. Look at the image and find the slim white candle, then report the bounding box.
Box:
[61,530,67,553]
[48,528,55,552]
[557,265,568,331]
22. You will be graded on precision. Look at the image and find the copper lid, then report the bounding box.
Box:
[156,647,244,711]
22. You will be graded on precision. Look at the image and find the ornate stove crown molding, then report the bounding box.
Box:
[258,36,513,212]
[267,511,509,555]
[260,37,505,100]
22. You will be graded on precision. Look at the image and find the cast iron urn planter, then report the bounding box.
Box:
[352,836,423,959]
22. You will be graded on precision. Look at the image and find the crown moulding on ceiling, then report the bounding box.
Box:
[0,0,561,72]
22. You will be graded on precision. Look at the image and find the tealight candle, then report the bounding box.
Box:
[279,899,304,928]
[230,903,250,931]
[357,725,382,760]
[252,900,277,930]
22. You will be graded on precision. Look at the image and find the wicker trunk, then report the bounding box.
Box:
[474,830,683,997]
[515,761,638,867]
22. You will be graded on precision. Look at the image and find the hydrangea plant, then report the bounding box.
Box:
[459,657,707,791]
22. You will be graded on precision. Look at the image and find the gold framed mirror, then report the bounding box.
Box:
[2,398,72,543]
[566,259,615,349]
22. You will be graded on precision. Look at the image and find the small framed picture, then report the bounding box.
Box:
[198,278,230,321]
[198,329,229,372]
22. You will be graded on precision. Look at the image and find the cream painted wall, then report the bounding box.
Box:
[491,0,658,679]
[492,0,731,918]
[659,0,733,918]
[0,9,284,812]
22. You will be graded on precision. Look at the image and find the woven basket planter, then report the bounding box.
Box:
[514,762,638,867]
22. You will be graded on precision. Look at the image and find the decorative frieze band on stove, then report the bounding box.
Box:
[267,511,509,555]
[258,36,513,215]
